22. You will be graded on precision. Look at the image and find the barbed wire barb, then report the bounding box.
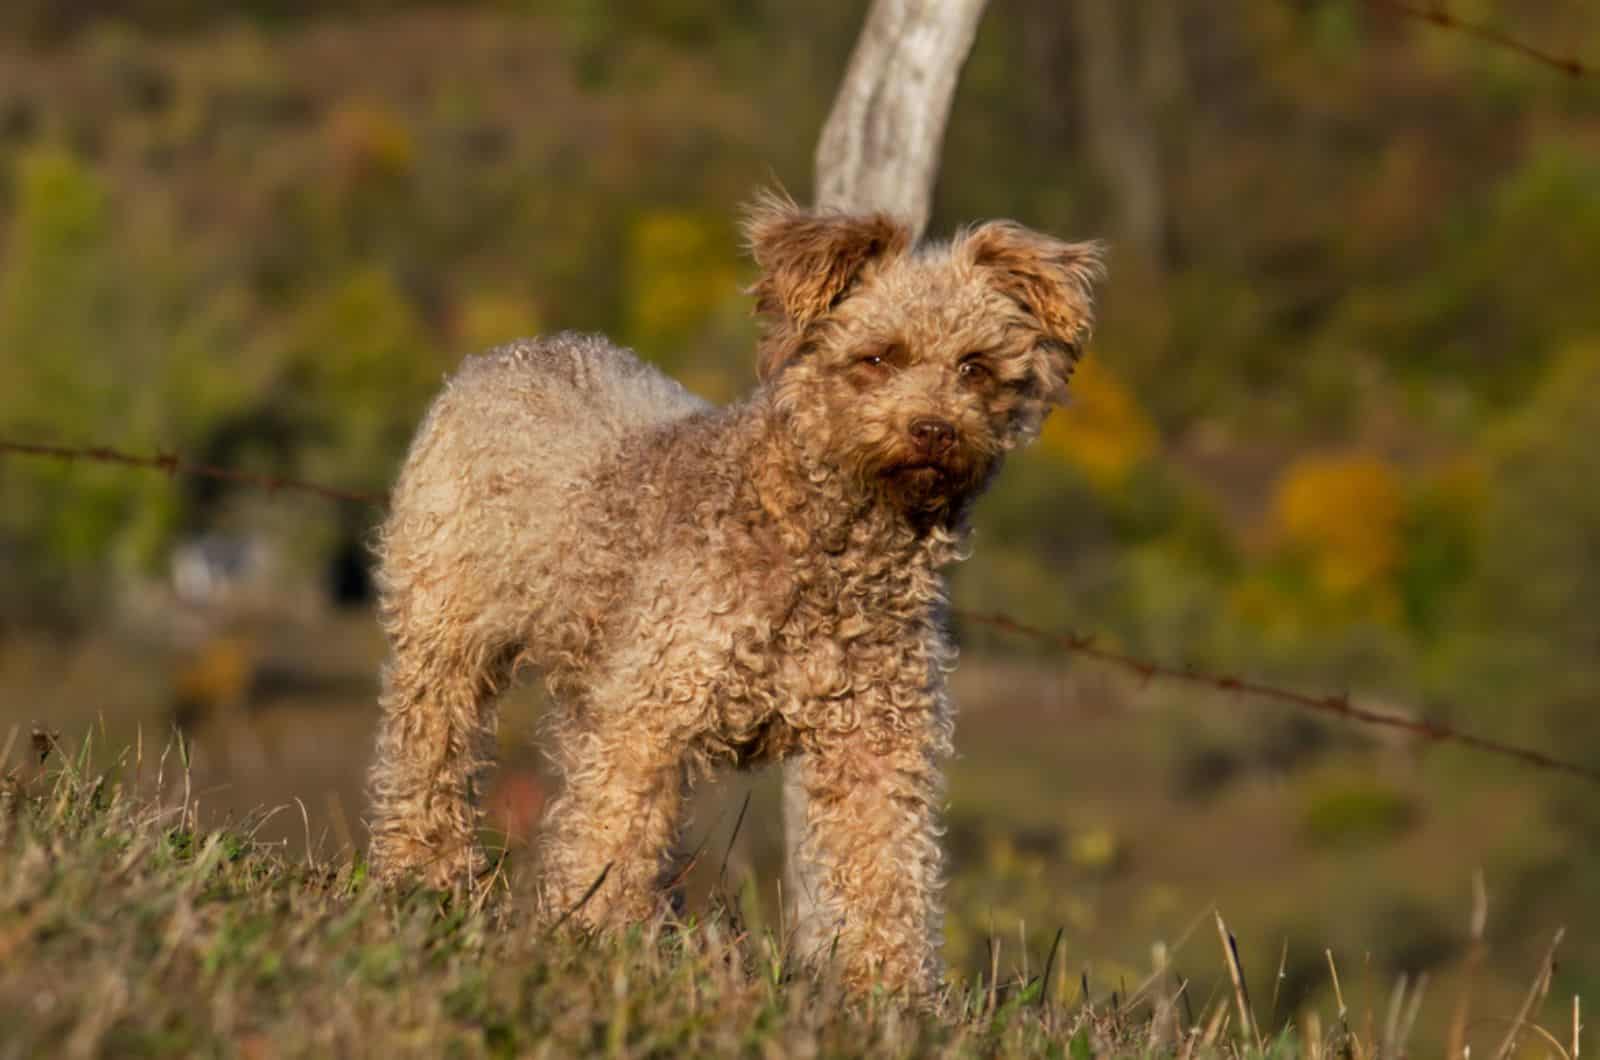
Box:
[3,437,1597,787]
[1366,0,1592,79]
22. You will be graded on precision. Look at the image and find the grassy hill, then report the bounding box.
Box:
[1,734,1579,1058]
[0,734,1186,1057]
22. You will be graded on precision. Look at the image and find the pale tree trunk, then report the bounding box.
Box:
[784,0,989,954]
[812,0,989,239]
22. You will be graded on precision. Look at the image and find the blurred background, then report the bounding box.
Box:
[1,0,1597,1046]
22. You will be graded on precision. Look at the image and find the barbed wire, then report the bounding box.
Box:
[1365,0,1593,79]
[3,437,1598,786]
[0,440,381,506]
[955,610,1600,784]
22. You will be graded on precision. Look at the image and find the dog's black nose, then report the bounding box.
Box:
[910,417,956,455]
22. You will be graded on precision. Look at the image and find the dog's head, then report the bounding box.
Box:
[744,193,1106,523]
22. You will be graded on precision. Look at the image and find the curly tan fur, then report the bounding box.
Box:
[367,197,1104,996]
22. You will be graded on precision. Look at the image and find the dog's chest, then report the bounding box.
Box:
[694,539,944,756]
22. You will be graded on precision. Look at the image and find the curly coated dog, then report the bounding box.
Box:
[367,195,1104,995]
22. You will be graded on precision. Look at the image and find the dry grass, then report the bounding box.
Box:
[0,733,1581,1059]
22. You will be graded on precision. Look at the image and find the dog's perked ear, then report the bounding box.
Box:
[960,221,1107,403]
[743,192,913,380]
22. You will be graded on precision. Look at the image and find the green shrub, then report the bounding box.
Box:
[1299,775,1417,850]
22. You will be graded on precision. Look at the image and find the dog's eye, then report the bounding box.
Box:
[856,344,902,372]
[958,358,991,383]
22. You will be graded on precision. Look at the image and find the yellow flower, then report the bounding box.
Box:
[1271,453,1403,597]
[1040,356,1157,487]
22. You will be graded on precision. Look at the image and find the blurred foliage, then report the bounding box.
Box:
[2,0,1593,657]
[0,146,232,608]
[1450,340,1600,843]
[1395,459,1480,638]
[623,207,744,392]
[283,266,443,489]
[1298,772,1418,850]
[0,0,1594,738]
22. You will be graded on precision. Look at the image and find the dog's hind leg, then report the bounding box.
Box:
[367,623,505,894]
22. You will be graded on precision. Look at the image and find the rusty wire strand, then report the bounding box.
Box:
[3,437,1598,786]
[0,439,382,506]
[955,610,1600,784]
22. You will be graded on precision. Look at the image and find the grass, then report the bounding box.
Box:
[0,732,1580,1059]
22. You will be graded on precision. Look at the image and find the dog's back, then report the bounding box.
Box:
[377,333,706,660]
[391,331,704,508]
[450,332,707,462]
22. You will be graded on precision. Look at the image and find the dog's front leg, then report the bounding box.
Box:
[792,694,952,997]
[536,710,688,929]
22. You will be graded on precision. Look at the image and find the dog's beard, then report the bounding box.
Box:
[871,451,990,520]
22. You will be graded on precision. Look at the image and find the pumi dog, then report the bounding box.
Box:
[367,195,1104,995]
